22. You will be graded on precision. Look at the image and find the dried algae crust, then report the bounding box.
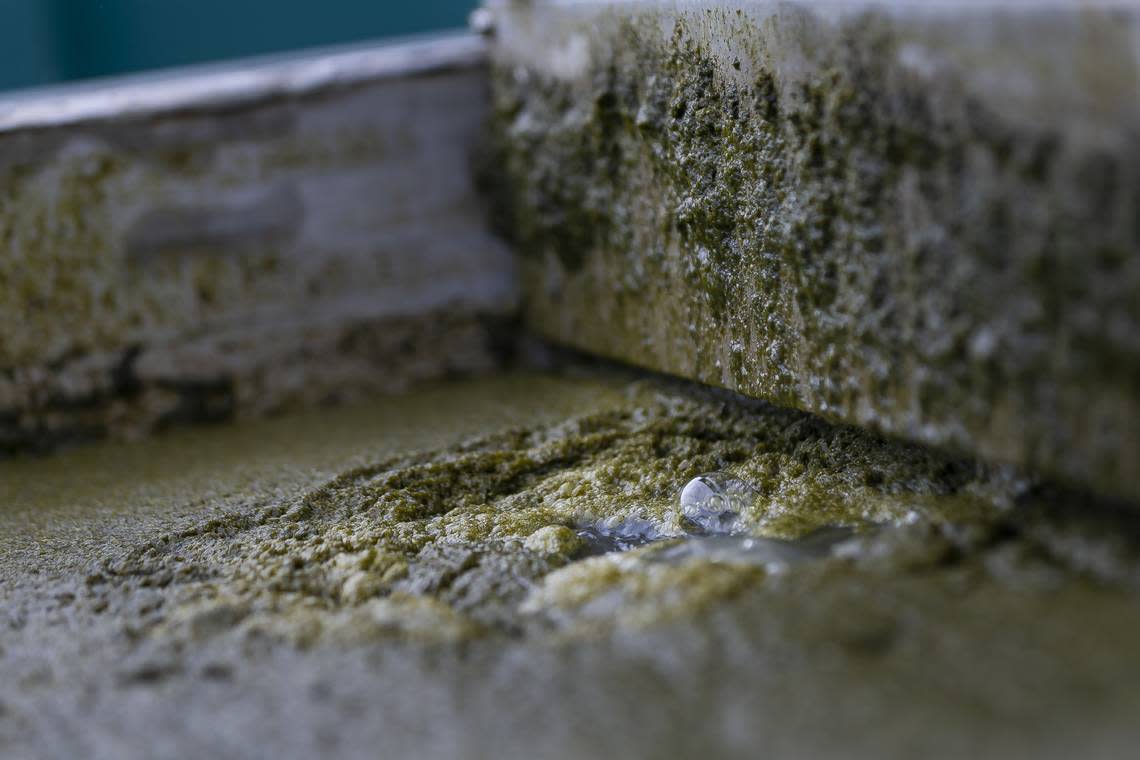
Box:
[481,0,1140,501]
[72,372,1046,648]
[7,371,1140,759]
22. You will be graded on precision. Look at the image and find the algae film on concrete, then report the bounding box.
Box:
[482,0,1140,502]
[2,2,1140,759]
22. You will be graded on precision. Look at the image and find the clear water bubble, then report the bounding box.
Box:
[679,472,757,535]
[646,527,858,571]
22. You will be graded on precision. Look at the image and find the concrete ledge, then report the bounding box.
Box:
[481,0,1140,500]
[0,34,517,450]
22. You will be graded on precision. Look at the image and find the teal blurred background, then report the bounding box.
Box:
[0,0,477,92]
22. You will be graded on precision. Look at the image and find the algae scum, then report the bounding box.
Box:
[23,369,1132,648]
[484,4,1140,501]
[5,369,1140,757]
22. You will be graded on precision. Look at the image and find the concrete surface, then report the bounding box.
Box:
[0,34,516,452]
[480,0,1140,501]
[4,368,1140,759]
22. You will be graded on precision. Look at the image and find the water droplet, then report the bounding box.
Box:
[679,472,756,535]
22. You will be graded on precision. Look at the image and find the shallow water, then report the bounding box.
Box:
[644,528,859,571]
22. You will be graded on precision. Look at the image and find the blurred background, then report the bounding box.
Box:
[0,0,477,92]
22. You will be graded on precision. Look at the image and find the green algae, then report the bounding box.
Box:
[3,364,1030,645]
[481,2,1140,501]
[6,368,1140,757]
[19,365,1038,648]
[0,103,399,372]
[0,66,513,455]
[0,371,629,569]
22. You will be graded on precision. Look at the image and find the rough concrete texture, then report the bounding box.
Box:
[0,35,516,451]
[481,0,1140,501]
[4,368,1140,759]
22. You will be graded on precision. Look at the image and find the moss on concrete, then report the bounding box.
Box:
[0,62,516,452]
[45,368,1039,647]
[6,368,1140,756]
[480,1,1140,502]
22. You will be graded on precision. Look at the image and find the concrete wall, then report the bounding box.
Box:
[481,0,1140,500]
[0,34,516,450]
